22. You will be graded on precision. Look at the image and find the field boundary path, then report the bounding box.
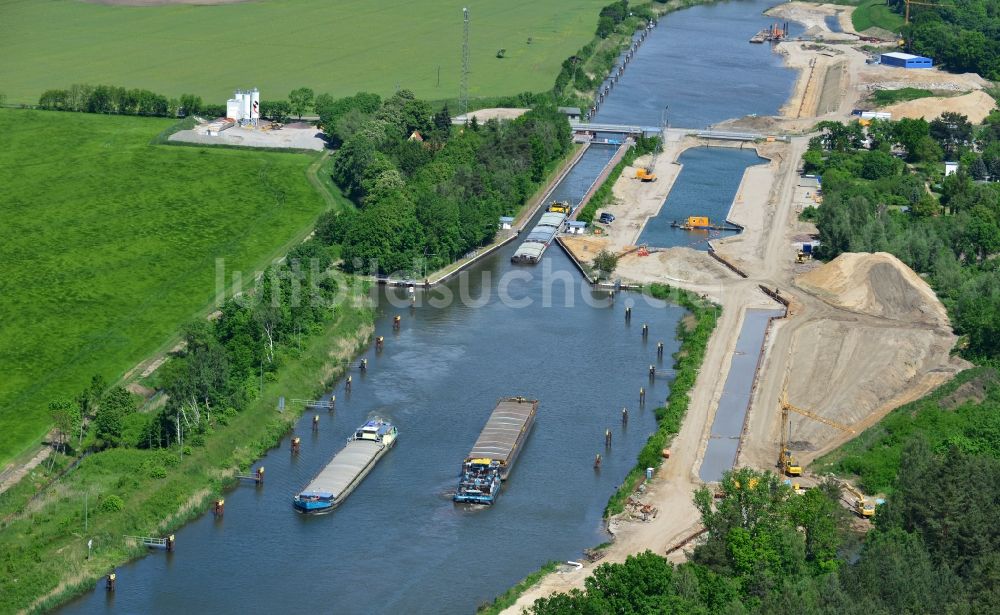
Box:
[0,446,52,496]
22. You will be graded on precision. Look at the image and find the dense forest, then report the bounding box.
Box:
[889,0,1000,80]
[321,90,573,275]
[529,456,1000,614]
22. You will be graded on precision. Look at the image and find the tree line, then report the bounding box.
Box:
[47,237,344,455]
[527,450,1000,614]
[36,84,307,123]
[320,90,573,275]
[804,111,1000,360]
[890,0,1000,80]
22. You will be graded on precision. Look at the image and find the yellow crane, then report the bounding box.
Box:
[778,391,855,477]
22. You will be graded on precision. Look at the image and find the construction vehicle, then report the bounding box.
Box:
[634,167,657,182]
[842,482,876,518]
[778,391,854,477]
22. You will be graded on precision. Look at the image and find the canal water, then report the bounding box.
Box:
[595,0,800,128]
[61,2,804,613]
[550,144,619,209]
[63,246,684,615]
[699,308,785,481]
[637,147,765,250]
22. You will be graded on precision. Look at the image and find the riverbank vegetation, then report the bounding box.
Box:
[0,109,332,467]
[0,245,373,614]
[477,561,560,615]
[323,90,573,274]
[529,452,1000,613]
[604,284,718,517]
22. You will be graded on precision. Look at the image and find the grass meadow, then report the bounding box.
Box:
[851,0,905,33]
[0,0,607,106]
[0,108,333,466]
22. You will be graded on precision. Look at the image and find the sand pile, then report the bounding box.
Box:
[796,252,949,327]
[882,90,995,124]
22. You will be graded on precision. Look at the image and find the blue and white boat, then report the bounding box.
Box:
[293,417,397,514]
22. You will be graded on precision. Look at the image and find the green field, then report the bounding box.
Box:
[0,108,332,466]
[872,86,935,105]
[852,0,905,33]
[0,0,607,106]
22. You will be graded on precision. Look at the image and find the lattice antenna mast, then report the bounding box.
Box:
[460,7,470,118]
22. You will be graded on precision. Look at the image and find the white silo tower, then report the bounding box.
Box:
[226,93,241,121]
[240,90,251,125]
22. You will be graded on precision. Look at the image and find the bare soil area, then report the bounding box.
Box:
[797,252,950,327]
[463,108,531,122]
[881,90,996,124]
[169,124,326,151]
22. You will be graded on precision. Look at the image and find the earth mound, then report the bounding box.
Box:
[796,252,949,327]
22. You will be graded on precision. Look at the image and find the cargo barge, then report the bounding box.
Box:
[511,212,566,264]
[293,417,397,514]
[454,397,537,505]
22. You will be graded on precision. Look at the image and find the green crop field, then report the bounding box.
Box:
[0,108,332,466]
[852,0,905,34]
[0,0,607,106]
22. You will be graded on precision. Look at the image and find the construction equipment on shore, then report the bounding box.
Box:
[842,481,876,518]
[634,104,667,182]
[634,167,657,182]
[779,390,854,477]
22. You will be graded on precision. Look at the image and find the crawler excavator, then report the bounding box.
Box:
[842,482,876,518]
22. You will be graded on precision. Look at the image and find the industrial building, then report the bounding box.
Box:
[226,88,260,126]
[880,52,933,69]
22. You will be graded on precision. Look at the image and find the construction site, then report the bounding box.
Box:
[502,4,973,609]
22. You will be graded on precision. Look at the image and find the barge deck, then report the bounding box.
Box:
[454,397,537,505]
[294,417,397,514]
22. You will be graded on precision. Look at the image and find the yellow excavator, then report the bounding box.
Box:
[778,391,854,477]
[634,167,657,182]
[842,482,876,518]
